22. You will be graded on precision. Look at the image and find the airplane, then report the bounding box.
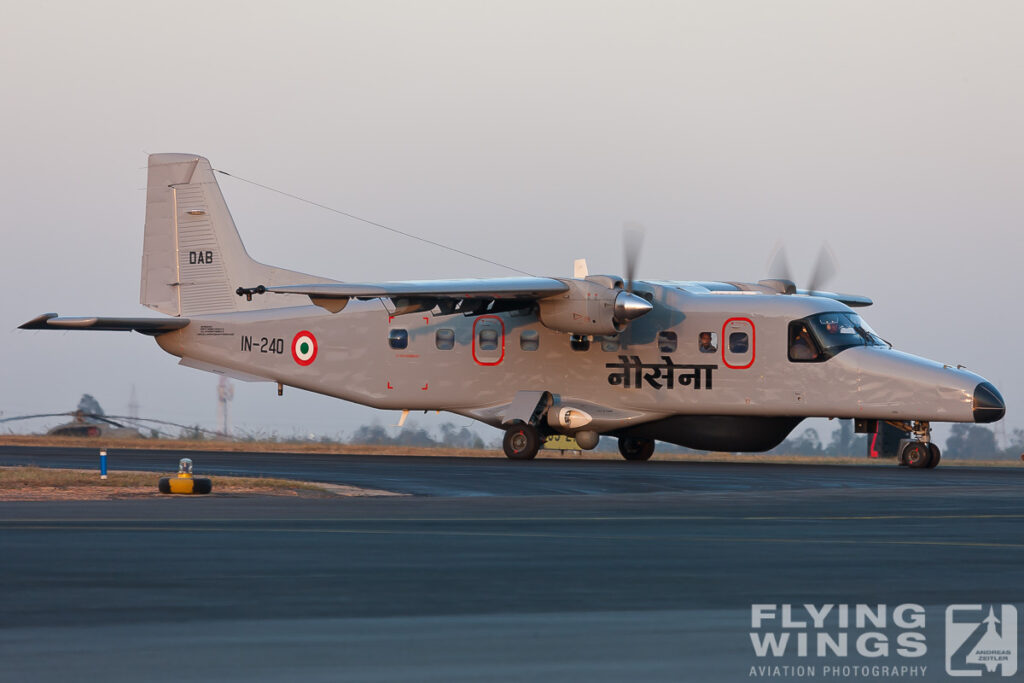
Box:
[20,153,1006,467]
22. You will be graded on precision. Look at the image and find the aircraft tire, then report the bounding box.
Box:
[903,442,931,468]
[618,437,655,461]
[503,424,541,460]
[926,443,941,469]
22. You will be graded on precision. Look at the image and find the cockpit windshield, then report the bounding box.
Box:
[789,312,887,362]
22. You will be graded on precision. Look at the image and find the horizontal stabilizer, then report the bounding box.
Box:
[19,313,190,336]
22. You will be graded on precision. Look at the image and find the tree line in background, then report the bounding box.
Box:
[169,418,1024,460]
[27,394,1017,459]
[177,420,489,450]
[348,422,486,450]
[769,420,1024,460]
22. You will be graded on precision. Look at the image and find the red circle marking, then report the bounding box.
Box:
[471,315,505,366]
[721,317,755,369]
[291,330,318,366]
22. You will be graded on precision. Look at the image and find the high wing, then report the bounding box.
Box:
[795,289,872,308]
[19,313,190,336]
[240,277,571,315]
[661,280,873,308]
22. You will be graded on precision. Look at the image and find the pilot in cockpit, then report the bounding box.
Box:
[790,325,818,360]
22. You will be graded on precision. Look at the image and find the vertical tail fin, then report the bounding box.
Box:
[141,153,334,316]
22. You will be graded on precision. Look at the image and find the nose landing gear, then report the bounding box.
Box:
[897,421,941,469]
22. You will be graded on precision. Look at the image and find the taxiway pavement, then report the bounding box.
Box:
[2,447,1022,682]
[0,444,1019,496]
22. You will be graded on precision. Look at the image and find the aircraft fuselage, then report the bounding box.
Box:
[155,281,986,450]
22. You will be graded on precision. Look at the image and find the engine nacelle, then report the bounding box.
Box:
[538,279,652,335]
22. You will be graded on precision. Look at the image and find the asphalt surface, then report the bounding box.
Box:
[2,446,1023,682]
[0,443,1019,497]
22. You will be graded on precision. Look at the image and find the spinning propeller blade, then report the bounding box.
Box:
[767,243,793,282]
[623,222,645,294]
[614,222,653,323]
[806,243,838,294]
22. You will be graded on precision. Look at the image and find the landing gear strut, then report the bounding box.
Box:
[618,437,655,461]
[502,422,541,460]
[897,421,941,469]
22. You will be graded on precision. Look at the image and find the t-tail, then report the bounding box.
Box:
[141,153,334,316]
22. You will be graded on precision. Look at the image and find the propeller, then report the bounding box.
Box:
[806,244,837,295]
[763,241,870,306]
[615,222,653,323]
[767,242,837,295]
[623,222,645,294]
[767,242,793,282]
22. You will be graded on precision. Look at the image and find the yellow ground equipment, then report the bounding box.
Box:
[158,458,212,494]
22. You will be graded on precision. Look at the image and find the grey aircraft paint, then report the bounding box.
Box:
[21,154,1006,464]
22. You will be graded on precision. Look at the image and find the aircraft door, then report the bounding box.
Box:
[722,317,755,369]
[473,315,505,366]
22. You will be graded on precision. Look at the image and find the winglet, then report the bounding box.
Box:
[573,258,589,279]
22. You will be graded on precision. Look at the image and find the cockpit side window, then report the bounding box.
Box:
[789,312,886,362]
[788,321,821,362]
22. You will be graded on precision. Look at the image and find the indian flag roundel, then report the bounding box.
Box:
[292,331,318,366]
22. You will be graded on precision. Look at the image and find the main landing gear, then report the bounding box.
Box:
[618,437,655,461]
[502,422,542,460]
[896,421,941,469]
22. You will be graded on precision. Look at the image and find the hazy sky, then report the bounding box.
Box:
[2,2,1021,445]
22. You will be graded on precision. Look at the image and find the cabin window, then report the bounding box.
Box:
[598,335,619,352]
[698,331,718,353]
[520,330,539,351]
[435,328,455,350]
[478,327,499,351]
[570,334,590,351]
[722,318,756,369]
[657,331,677,353]
[388,329,408,350]
[729,332,749,354]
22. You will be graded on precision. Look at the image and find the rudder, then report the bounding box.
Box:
[141,153,333,316]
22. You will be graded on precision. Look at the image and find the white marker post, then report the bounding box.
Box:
[99,448,107,479]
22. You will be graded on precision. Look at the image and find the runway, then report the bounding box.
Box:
[2,446,1023,681]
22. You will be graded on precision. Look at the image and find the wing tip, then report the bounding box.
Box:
[18,313,58,330]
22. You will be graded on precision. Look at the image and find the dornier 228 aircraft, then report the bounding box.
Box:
[21,154,1006,467]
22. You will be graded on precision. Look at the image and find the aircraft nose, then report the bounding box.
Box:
[973,382,1006,423]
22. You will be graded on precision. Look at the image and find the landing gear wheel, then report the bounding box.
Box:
[503,423,541,460]
[903,442,931,468]
[618,437,655,461]
[926,443,941,469]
